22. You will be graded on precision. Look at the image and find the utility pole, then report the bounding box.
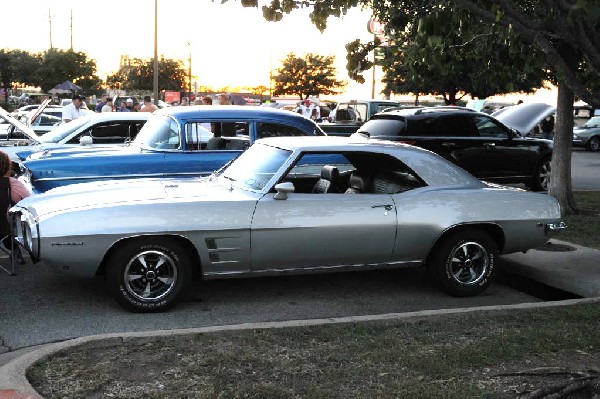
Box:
[153,0,159,106]
[48,9,53,49]
[186,41,192,99]
[70,10,73,50]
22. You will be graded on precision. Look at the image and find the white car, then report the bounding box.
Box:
[0,107,149,162]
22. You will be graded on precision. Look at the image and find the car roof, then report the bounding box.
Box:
[156,105,311,121]
[154,105,322,133]
[255,136,483,187]
[81,112,151,122]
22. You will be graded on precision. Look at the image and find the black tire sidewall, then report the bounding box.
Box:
[587,137,599,152]
[428,230,498,297]
[106,238,191,312]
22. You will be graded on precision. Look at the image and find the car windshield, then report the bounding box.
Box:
[583,117,600,128]
[133,114,180,150]
[220,143,292,191]
[38,117,90,143]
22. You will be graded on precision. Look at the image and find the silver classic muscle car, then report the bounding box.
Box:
[10,137,565,312]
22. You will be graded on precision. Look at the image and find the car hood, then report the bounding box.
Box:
[16,177,258,219]
[493,102,556,136]
[0,106,41,143]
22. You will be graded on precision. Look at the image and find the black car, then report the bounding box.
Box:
[355,104,555,191]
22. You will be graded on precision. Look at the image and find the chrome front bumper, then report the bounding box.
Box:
[545,221,567,235]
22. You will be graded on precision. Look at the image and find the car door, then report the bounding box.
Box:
[250,193,397,270]
[249,152,398,271]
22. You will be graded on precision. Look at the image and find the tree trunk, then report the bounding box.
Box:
[549,80,576,215]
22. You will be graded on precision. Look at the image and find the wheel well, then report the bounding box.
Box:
[425,223,505,266]
[96,235,202,277]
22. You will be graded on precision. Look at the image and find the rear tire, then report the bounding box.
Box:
[585,136,599,152]
[428,230,498,297]
[106,237,192,312]
[528,157,551,191]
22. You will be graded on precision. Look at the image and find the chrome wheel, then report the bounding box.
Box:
[124,250,177,303]
[428,229,498,297]
[106,238,192,312]
[538,160,551,191]
[448,241,490,285]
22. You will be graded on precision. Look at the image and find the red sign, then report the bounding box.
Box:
[164,91,181,104]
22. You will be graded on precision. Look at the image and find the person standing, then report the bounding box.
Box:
[101,98,114,112]
[95,94,108,112]
[201,96,213,105]
[117,101,130,112]
[62,94,85,123]
[217,93,230,105]
[539,115,555,140]
[140,96,158,112]
[125,98,134,111]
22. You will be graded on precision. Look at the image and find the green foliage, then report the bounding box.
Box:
[273,53,346,99]
[106,57,187,92]
[0,49,42,90]
[35,48,101,93]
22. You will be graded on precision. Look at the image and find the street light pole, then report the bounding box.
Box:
[153,0,159,106]
[186,41,192,100]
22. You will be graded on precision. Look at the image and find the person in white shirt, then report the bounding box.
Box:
[62,94,85,123]
[101,98,114,112]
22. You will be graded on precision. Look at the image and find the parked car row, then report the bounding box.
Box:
[2,101,571,312]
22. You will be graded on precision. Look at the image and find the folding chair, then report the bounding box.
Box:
[0,177,24,276]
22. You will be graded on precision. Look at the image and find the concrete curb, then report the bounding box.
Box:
[1,297,599,398]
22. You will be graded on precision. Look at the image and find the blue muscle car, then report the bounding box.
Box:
[19,106,325,193]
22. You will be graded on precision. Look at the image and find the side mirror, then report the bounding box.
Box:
[273,182,295,200]
[80,136,93,146]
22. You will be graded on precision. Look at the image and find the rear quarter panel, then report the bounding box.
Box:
[390,187,560,261]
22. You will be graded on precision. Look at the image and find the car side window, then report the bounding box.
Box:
[437,115,478,137]
[205,121,250,151]
[257,122,307,138]
[90,123,141,144]
[474,115,510,138]
[280,152,426,194]
[185,122,214,150]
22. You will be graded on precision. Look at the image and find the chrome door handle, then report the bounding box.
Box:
[483,142,496,147]
[442,142,455,147]
[372,204,394,211]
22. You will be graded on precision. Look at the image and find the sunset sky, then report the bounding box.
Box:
[1,0,380,99]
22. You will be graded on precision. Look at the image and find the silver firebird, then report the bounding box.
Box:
[11,136,565,312]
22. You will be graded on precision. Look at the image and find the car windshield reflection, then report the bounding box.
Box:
[134,115,180,150]
[38,117,89,143]
[221,143,292,191]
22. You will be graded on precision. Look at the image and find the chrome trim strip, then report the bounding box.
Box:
[204,260,423,278]
[33,171,210,182]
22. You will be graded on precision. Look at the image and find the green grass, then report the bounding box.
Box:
[28,304,600,399]
[561,191,600,249]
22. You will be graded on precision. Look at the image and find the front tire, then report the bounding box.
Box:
[428,230,498,297]
[585,136,600,152]
[528,157,551,191]
[106,237,192,312]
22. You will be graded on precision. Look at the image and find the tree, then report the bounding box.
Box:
[345,5,547,104]
[0,49,42,94]
[35,48,102,93]
[234,0,600,214]
[273,53,346,100]
[106,57,187,92]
